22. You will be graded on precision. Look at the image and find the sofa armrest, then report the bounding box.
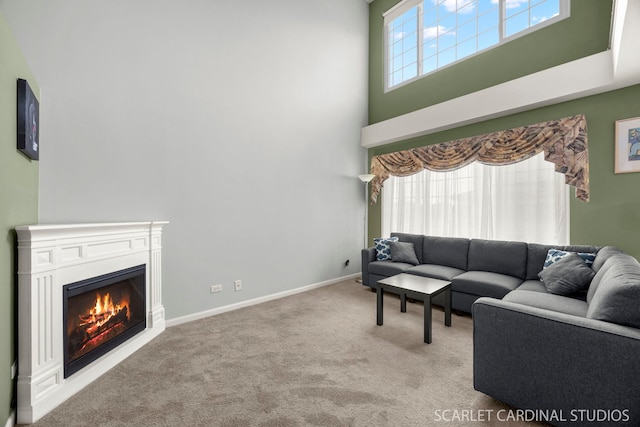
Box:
[361,247,376,286]
[473,297,640,426]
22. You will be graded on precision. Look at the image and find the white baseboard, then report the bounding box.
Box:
[166,273,360,327]
[4,410,15,427]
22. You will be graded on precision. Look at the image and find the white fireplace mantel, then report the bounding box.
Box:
[15,221,168,424]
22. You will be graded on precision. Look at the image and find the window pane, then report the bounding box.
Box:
[423,3,438,27]
[404,32,417,50]
[403,47,418,65]
[478,28,499,50]
[439,30,456,50]
[478,0,497,13]
[504,0,530,18]
[478,8,499,33]
[403,16,418,35]
[423,24,439,43]
[505,10,530,37]
[391,40,402,59]
[458,19,477,43]
[457,1,477,23]
[423,54,438,74]
[390,58,402,73]
[439,12,456,32]
[403,63,418,80]
[423,41,437,58]
[391,71,403,86]
[458,0,476,9]
[438,47,456,67]
[457,37,477,59]
[531,0,560,25]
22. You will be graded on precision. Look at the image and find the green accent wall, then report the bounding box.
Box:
[0,9,39,424]
[368,84,640,259]
[367,1,640,260]
[369,0,613,124]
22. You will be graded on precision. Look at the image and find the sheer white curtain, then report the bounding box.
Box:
[381,153,569,244]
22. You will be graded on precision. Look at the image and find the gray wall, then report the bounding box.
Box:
[1,0,370,320]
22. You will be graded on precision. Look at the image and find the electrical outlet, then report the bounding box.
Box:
[234,280,242,291]
[11,361,17,380]
[210,284,222,293]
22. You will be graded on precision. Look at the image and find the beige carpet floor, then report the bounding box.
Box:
[20,279,548,427]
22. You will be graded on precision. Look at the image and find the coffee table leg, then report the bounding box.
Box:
[400,293,407,312]
[377,286,383,326]
[444,288,452,327]
[424,295,432,344]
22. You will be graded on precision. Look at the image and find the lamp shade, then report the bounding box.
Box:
[358,174,375,183]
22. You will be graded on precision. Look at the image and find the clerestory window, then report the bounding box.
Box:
[385,0,570,91]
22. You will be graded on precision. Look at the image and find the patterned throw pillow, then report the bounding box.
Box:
[373,237,399,261]
[543,249,596,269]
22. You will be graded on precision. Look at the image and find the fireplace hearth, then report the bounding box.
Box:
[63,264,146,378]
[16,221,168,424]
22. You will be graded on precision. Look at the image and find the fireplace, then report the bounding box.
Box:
[63,264,146,378]
[16,221,167,424]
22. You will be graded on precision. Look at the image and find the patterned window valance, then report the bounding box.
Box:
[370,114,590,203]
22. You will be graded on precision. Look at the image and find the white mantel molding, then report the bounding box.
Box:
[15,221,168,424]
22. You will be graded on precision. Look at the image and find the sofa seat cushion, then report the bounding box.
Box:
[452,271,523,299]
[515,279,548,293]
[368,260,413,278]
[503,289,588,317]
[406,264,465,281]
[516,279,588,301]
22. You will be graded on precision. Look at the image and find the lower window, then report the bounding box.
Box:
[381,153,569,244]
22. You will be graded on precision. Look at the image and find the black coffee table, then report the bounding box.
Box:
[376,273,452,343]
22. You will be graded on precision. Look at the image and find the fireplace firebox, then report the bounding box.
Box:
[63,264,146,378]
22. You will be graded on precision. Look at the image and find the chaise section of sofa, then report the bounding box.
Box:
[472,249,640,426]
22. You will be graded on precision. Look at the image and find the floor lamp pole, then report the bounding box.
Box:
[357,174,375,249]
[356,174,375,284]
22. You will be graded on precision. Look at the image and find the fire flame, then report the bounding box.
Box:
[79,293,130,331]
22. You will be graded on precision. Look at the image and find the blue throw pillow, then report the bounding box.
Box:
[373,237,399,261]
[543,249,596,269]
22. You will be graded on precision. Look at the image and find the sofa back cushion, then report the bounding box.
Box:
[586,254,640,328]
[468,239,528,279]
[591,246,625,272]
[422,236,469,270]
[587,253,635,304]
[391,233,425,264]
[526,243,555,280]
[525,244,600,280]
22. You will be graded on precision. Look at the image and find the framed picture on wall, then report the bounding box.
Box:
[615,116,640,174]
[17,78,39,161]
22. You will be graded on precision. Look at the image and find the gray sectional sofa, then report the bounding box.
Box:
[360,232,600,312]
[361,232,640,426]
